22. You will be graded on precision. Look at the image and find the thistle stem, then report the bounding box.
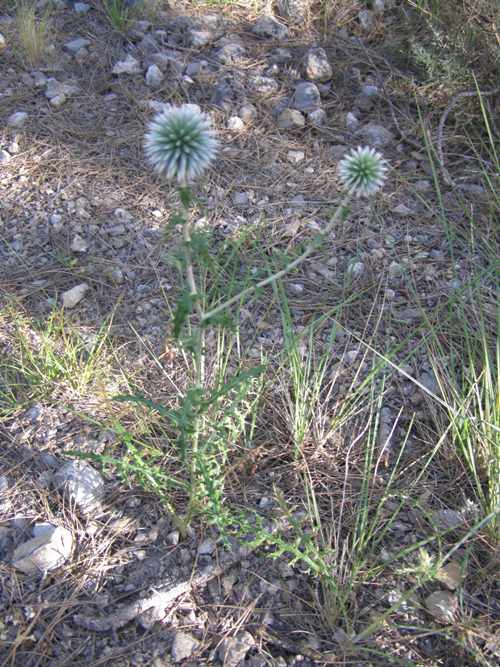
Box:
[180,186,206,527]
[201,193,352,323]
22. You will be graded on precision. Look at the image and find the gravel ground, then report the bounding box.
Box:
[1,2,498,666]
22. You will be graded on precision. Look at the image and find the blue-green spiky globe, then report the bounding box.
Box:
[338,146,389,197]
[144,105,218,183]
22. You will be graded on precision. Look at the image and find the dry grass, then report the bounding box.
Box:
[0,1,499,664]
[14,1,51,68]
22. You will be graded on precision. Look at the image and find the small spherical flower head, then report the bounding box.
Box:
[338,146,389,197]
[144,104,218,183]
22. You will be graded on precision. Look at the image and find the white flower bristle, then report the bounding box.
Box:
[144,105,218,183]
[338,145,389,197]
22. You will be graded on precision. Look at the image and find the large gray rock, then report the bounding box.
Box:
[291,82,321,112]
[54,460,105,514]
[12,523,73,574]
[253,15,289,41]
[303,47,332,82]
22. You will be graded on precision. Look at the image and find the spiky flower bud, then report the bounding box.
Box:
[144,104,218,183]
[338,146,389,197]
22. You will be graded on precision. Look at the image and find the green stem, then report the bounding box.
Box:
[180,187,206,527]
[201,194,352,323]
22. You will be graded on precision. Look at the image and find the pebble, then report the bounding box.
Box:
[145,64,163,88]
[347,261,365,278]
[54,460,105,514]
[277,0,310,23]
[291,82,321,112]
[425,590,457,623]
[235,106,254,125]
[45,78,79,100]
[433,508,465,530]
[277,108,305,129]
[0,149,11,163]
[436,561,464,590]
[188,29,213,48]
[227,116,244,130]
[388,261,403,279]
[215,42,246,65]
[308,108,326,126]
[287,150,305,164]
[7,111,28,128]
[50,94,67,109]
[171,631,199,663]
[303,47,332,82]
[73,2,90,12]
[0,33,6,50]
[346,112,359,130]
[12,523,73,575]
[64,38,90,54]
[112,55,141,75]
[251,75,279,95]
[218,631,255,667]
[32,71,47,88]
[61,283,89,308]
[270,47,292,64]
[357,123,394,147]
[70,234,88,253]
[252,15,289,41]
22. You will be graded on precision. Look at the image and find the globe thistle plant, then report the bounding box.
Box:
[338,146,389,197]
[144,104,218,183]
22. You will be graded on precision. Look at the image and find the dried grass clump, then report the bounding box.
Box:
[15,1,51,67]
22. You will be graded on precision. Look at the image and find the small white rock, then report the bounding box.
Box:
[227,115,244,130]
[62,283,89,308]
[287,150,305,164]
[0,149,11,163]
[50,94,67,108]
[12,524,73,574]
[112,55,141,75]
[346,111,359,130]
[348,261,365,278]
[64,37,90,54]
[54,460,105,513]
[71,234,88,253]
[171,632,199,663]
[307,108,326,126]
[32,71,47,88]
[8,111,28,128]
[145,64,163,88]
[0,33,6,50]
[239,104,257,122]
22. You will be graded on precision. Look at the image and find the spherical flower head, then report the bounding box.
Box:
[338,146,389,197]
[144,104,218,183]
